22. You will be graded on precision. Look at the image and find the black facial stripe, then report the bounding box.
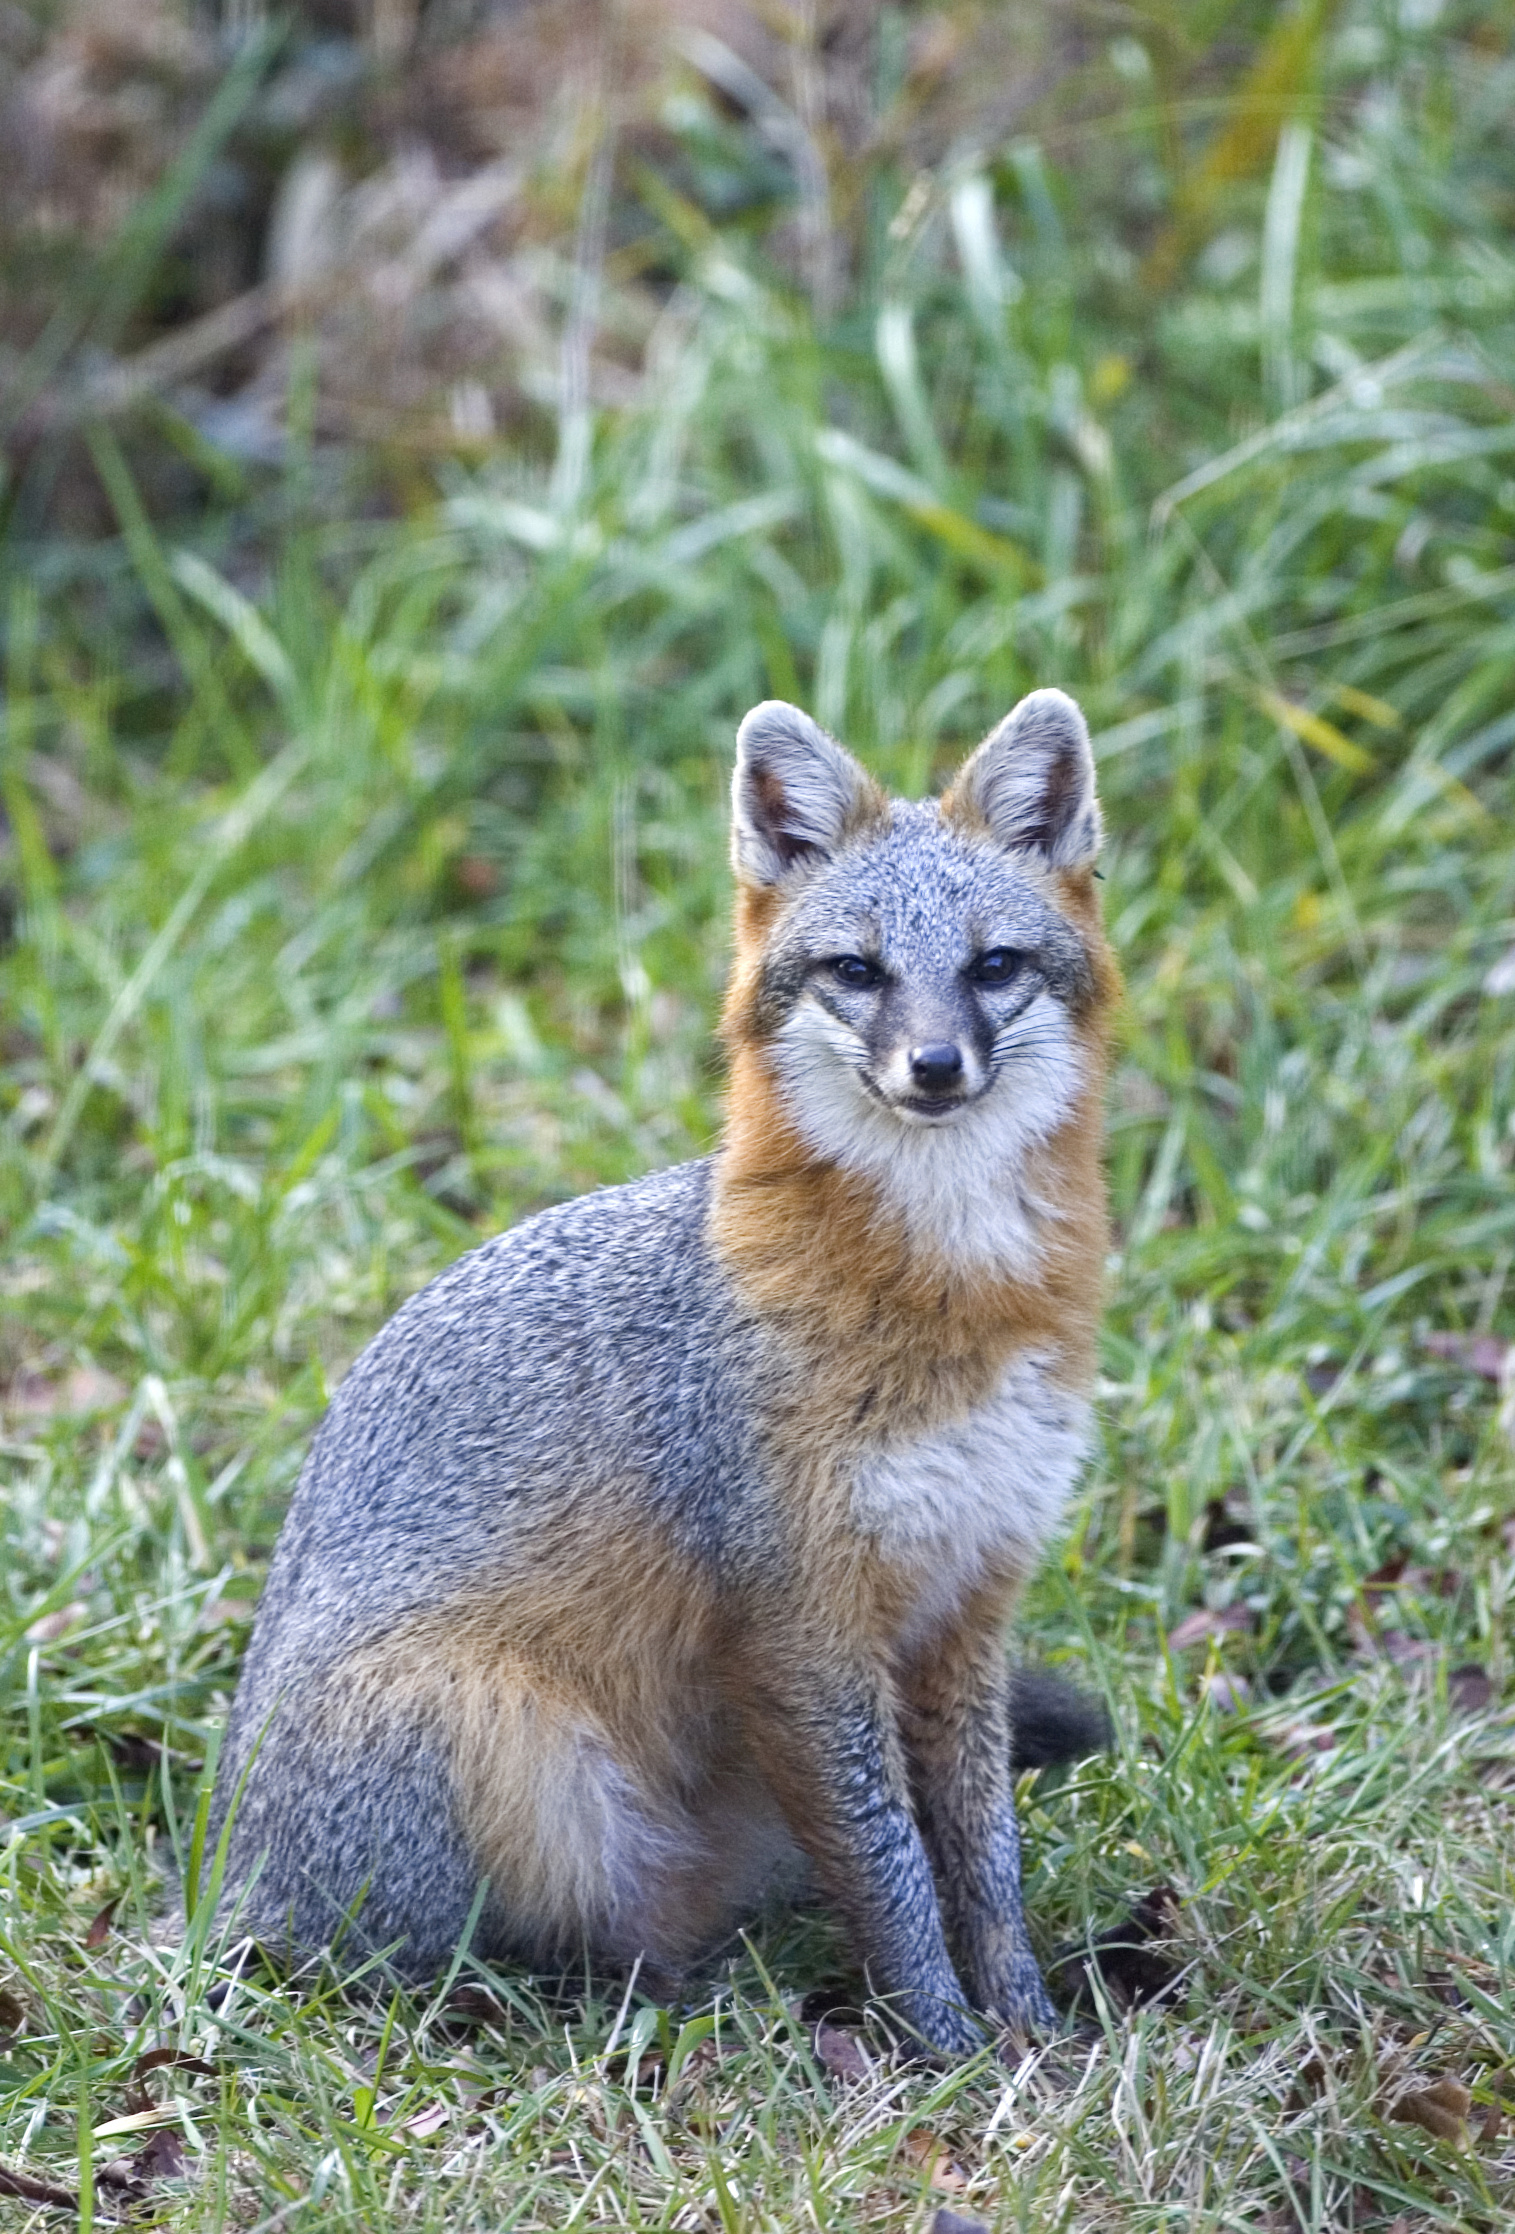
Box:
[982,971,1045,1044]
[750,952,816,1038]
[810,980,873,1034]
[1034,925,1095,1010]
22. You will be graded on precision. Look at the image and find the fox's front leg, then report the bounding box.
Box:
[735,1637,984,2057]
[901,1618,1059,2036]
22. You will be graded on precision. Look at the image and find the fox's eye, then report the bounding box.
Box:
[831,955,883,990]
[970,947,1023,987]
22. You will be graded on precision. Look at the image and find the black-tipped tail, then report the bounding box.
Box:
[1008,1668,1112,1774]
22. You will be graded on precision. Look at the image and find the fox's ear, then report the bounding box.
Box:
[731,701,879,886]
[948,689,1101,869]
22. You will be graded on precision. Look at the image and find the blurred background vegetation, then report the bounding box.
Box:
[5,0,1515,1572]
[4,3,1515,2221]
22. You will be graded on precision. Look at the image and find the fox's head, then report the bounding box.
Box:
[723,693,1116,1269]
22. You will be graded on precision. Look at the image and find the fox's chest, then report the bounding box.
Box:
[849,1354,1091,1643]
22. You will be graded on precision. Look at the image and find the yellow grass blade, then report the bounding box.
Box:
[1146,0,1345,288]
[1256,688,1377,772]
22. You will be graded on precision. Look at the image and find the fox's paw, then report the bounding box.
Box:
[987,1954,1060,2046]
[887,1997,989,2064]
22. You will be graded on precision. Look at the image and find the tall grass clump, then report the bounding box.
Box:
[3,2,1515,2226]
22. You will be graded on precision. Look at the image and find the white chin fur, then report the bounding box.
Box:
[769,992,1084,1275]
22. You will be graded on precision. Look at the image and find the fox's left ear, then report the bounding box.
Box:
[947,689,1101,869]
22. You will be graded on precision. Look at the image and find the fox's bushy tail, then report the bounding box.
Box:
[1008,1669,1112,1773]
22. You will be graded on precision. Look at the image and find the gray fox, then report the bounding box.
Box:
[210,689,1118,2053]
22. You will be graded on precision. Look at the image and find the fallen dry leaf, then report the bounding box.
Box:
[1348,1563,1452,1663]
[1202,1671,1251,1712]
[929,2210,990,2234]
[615,2040,667,2091]
[134,2050,205,2081]
[454,2069,510,2113]
[1362,1555,1460,1604]
[813,2021,871,2081]
[0,2163,78,2210]
[6,1365,127,1420]
[97,1729,202,1776]
[1166,1605,1253,1652]
[24,1601,89,1646]
[1285,2051,1330,2111]
[798,1987,865,2027]
[902,2128,969,2194]
[132,1418,168,1462]
[135,2049,217,2084]
[1422,1331,1510,1382]
[445,1985,507,2025]
[400,2102,449,2138]
[1448,1663,1495,1715]
[453,855,500,898]
[84,1898,118,1951]
[668,2036,721,2098]
[1053,1886,1185,2014]
[1364,1553,1409,1594]
[1438,1951,1502,1989]
[102,2124,188,2188]
[1390,2074,1473,2145]
[1380,1631,1437,1666]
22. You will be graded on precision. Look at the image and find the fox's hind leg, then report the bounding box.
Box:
[454,1673,795,1973]
[217,1708,491,1975]
[220,1631,793,1984]
[218,1664,639,1975]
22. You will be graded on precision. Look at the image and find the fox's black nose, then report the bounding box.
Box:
[909,1042,964,1090]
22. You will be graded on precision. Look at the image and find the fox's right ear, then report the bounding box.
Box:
[731,702,879,887]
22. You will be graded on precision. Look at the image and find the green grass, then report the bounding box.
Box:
[5,2,1515,2225]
